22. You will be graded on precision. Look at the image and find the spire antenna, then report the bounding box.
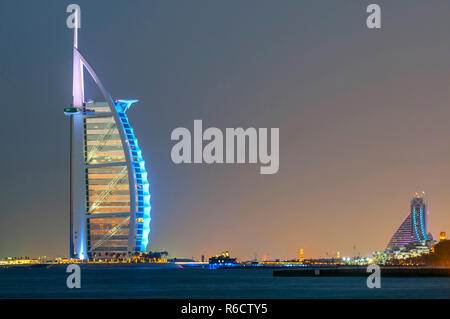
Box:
[73,12,78,49]
[72,10,84,108]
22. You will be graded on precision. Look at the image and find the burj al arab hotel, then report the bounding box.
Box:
[64,19,151,259]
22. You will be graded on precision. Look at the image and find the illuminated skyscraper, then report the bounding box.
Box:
[65,21,151,259]
[386,192,432,251]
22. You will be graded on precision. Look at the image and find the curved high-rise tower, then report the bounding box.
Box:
[386,192,432,251]
[65,21,151,259]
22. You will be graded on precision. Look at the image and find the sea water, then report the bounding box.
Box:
[0,268,449,299]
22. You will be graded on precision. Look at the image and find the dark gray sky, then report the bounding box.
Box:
[2,1,450,260]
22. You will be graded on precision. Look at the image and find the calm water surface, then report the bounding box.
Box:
[0,268,449,298]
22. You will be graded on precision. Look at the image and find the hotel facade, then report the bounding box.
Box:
[386,192,432,252]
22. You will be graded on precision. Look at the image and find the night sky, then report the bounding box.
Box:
[2,1,450,260]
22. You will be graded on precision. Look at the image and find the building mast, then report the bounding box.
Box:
[72,12,84,109]
[70,12,83,259]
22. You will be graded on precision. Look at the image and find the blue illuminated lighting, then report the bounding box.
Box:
[419,208,428,240]
[209,263,238,269]
[412,207,422,241]
[78,227,86,260]
[78,244,86,260]
[117,99,139,112]
[116,100,151,252]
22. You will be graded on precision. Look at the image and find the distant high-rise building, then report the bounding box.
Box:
[386,192,433,251]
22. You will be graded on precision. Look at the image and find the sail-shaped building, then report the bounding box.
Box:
[65,22,151,259]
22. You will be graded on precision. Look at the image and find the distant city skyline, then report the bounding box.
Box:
[2,1,450,260]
